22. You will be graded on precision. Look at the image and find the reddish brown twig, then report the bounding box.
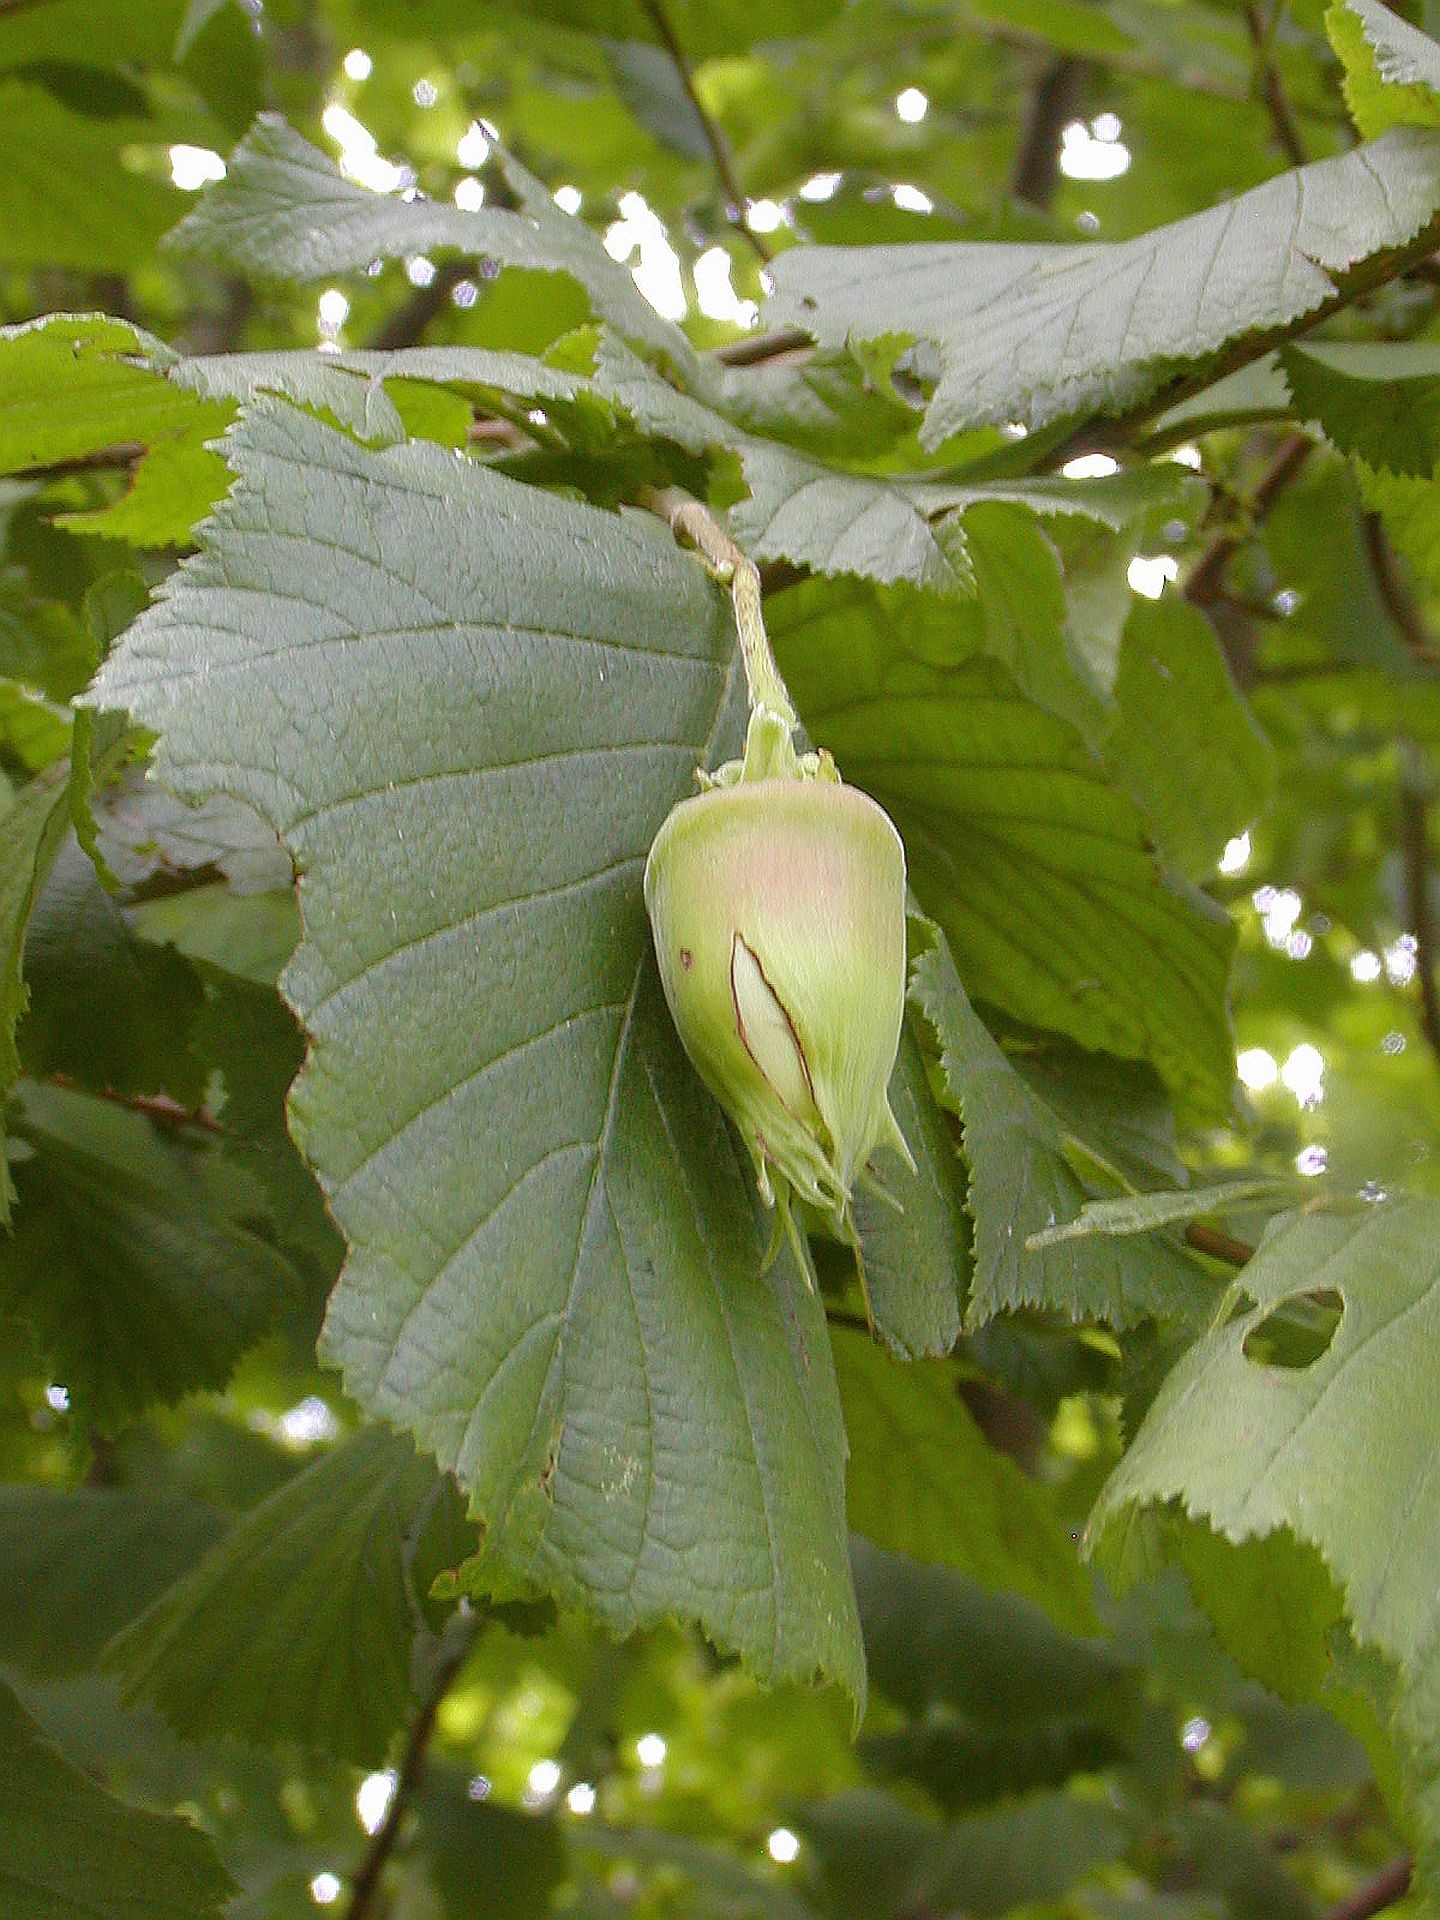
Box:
[1325,1855,1412,1920]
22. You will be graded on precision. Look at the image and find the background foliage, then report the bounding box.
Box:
[8,0,1440,1916]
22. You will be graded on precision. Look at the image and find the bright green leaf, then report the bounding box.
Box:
[1283,341,1440,477]
[1105,594,1274,882]
[1026,1177,1283,1248]
[1328,0,1440,137]
[0,85,182,272]
[1090,1201,1440,1874]
[849,1013,968,1362]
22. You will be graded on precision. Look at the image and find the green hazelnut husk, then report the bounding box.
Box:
[644,764,912,1243]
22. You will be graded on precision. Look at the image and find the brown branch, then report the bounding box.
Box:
[640,0,771,265]
[44,1075,224,1136]
[1399,764,1440,1070]
[825,1307,873,1335]
[1325,1856,1412,1920]
[1243,3,1308,169]
[1011,56,1085,211]
[1355,522,1440,1071]
[1184,431,1313,608]
[1363,513,1440,665]
[13,442,144,482]
[368,259,471,352]
[343,1616,480,1920]
[713,325,813,368]
[1184,1221,1255,1267]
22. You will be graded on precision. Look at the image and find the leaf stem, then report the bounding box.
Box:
[342,1611,480,1920]
[645,490,797,729]
[639,0,772,265]
[40,1075,224,1136]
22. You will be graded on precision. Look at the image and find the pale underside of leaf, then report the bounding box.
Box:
[763,126,1440,444]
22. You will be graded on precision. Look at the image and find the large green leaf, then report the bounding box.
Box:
[171,114,693,372]
[88,398,866,1705]
[106,1426,448,1763]
[1,1080,301,1433]
[764,127,1440,444]
[770,581,1237,1113]
[1090,1201,1440,1870]
[912,927,1214,1328]
[834,1328,1094,1633]
[0,1679,232,1920]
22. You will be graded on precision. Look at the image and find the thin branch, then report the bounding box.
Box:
[368,259,471,352]
[1399,763,1440,1071]
[1355,520,1440,1072]
[43,1075,224,1136]
[1184,431,1313,608]
[1011,56,1085,210]
[640,0,771,265]
[713,325,813,368]
[1243,2,1308,169]
[13,443,144,482]
[343,1615,480,1920]
[825,1307,872,1335]
[1324,1856,1412,1920]
[1184,1221,1255,1268]
[1363,513,1440,665]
